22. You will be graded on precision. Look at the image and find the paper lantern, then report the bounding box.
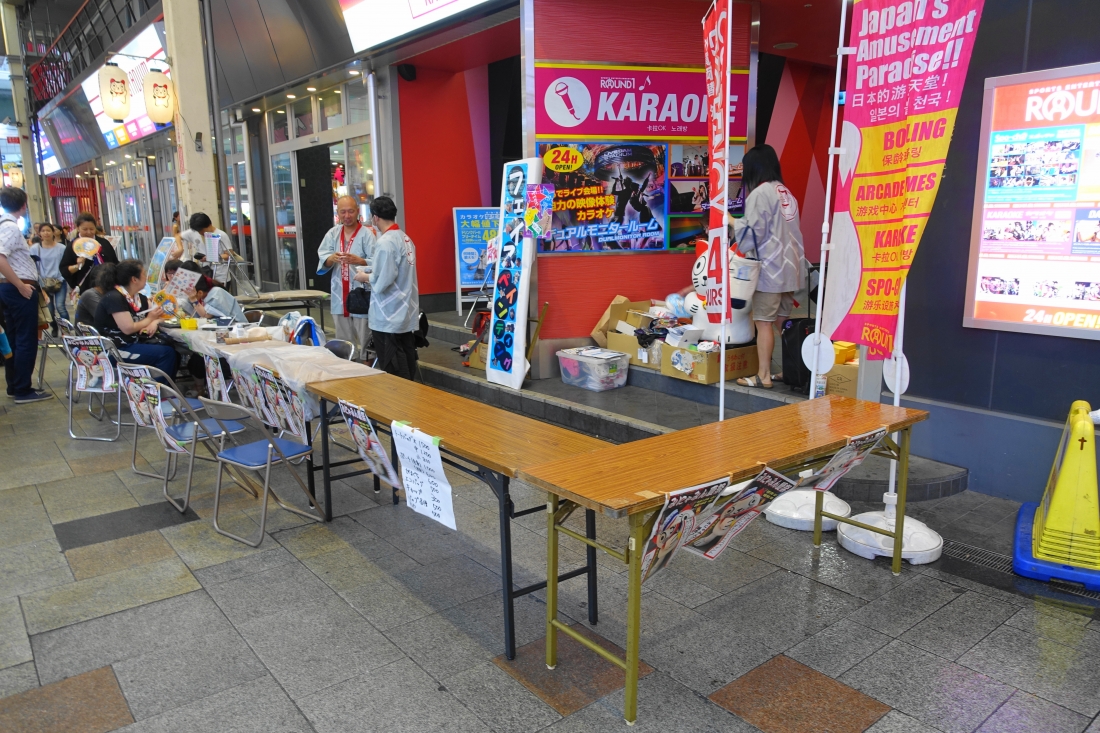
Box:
[143,69,175,125]
[98,63,130,123]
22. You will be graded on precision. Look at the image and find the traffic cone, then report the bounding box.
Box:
[1032,401,1100,569]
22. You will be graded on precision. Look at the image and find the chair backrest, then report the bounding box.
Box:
[258,313,280,327]
[140,380,192,453]
[197,395,255,423]
[244,310,263,323]
[252,365,305,438]
[62,335,118,393]
[292,317,325,347]
[323,339,355,361]
[57,318,78,338]
[203,354,231,402]
[77,323,101,337]
[118,365,158,428]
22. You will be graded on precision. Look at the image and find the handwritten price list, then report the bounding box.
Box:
[391,422,457,530]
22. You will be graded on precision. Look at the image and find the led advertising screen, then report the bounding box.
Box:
[965,62,1100,340]
[341,0,496,54]
[79,25,171,150]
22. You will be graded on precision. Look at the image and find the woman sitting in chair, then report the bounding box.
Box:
[93,259,179,380]
[179,262,247,323]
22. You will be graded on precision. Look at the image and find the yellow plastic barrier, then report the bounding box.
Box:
[1033,401,1100,569]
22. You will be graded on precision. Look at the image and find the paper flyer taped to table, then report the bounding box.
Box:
[639,477,729,583]
[684,467,797,561]
[796,428,887,493]
[391,421,456,530]
[340,401,400,489]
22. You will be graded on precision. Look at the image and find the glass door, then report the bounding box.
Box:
[270,152,301,290]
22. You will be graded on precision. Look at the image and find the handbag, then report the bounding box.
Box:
[346,288,370,315]
[728,226,760,310]
[41,277,63,295]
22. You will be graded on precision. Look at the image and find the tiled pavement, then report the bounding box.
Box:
[1,347,1099,732]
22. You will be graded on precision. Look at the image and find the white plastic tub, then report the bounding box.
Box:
[556,348,630,392]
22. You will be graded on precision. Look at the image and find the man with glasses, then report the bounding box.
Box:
[318,195,376,358]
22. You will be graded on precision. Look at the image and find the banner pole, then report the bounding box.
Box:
[808,0,851,399]
[719,0,733,422]
[886,281,907,513]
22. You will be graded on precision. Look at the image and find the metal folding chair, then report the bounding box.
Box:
[323,339,355,361]
[200,395,323,547]
[62,335,122,441]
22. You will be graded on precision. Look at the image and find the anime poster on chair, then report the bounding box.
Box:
[253,365,304,437]
[537,143,668,252]
[67,337,116,392]
[486,158,546,391]
[338,399,400,489]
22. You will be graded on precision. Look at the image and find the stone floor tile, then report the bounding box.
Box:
[0,661,39,698]
[710,655,890,733]
[865,710,940,733]
[1087,714,1100,733]
[900,591,1019,661]
[639,616,776,695]
[0,538,72,599]
[841,639,1015,733]
[0,456,71,493]
[1003,601,1099,649]
[695,571,865,652]
[847,575,963,637]
[386,604,502,680]
[644,569,723,609]
[115,675,313,733]
[340,576,436,631]
[0,666,133,733]
[348,501,439,538]
[30,591,231,686]
[272,521,350,560]
[158,511,265,571]
[203,559,336,626]
[388,554,502,613]
[917,567,1030,608]
[64,531,177,581]
[298,657,491,733]
[112,626,267,720]
[785,618,893,678]
[20,558,200,635]
[540,671,755,733]
[0,491,55,550]
[0,596,31,671]
[958,624,1100,717]
[652,547,778,594]
[190,546,296,587]
[976,690,1090,733]
[444,660,562,733]
[493,622,654,716]
[385,524,472,565]
[236,595,403,698]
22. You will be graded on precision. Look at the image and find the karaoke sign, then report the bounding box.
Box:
[535,63,749,142]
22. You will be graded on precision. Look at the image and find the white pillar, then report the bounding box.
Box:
[162,0,220,227]
[0,4,47,222]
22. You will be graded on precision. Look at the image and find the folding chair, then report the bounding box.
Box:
[62,335,122,441]
[323,339,355,361]
[128,379,245,513]
[200,395,322,547]
[44,318,80,396]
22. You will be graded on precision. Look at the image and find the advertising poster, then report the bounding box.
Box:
[828,0,986,358]
[537,143,668,252]
[143,381,187,453]
[391,421,456,530]
[66,336,116,393]
[486,158,545,390]
[685,467,798,560]
[341,0,496,54]
[796,428,887,492]
[254,365,305,437]
[453,207,498,288]
[203,355,230,403]
[965,63,1100,339]
[339,400,400,489]
[152,267,200,317]
[639,477,729,583]
[118,365,157,428]
[146,237,175,291]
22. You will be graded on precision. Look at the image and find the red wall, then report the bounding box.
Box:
[534,0,752,339]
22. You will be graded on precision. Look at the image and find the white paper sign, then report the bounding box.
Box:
[391,421,457,530]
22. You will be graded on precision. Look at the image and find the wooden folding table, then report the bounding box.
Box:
[518,395,928,724]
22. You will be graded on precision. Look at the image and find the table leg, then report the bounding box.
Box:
[497,476,517,660]
[813,489,824,546]
[892,427,911,576]
[624,511,646,726]
[545,493,560,670]
[585,509,598,625]
[305,417,316,508]
[317,303,325,332]
[319,399,333,522]
[390,433,399,505]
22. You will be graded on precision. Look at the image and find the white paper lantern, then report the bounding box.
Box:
[98,63,130,123]
[143,69,175,125]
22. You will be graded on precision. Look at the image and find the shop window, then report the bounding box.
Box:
[233,126,245,154]
[346,134,374,214]
[271,152,299,290]
[293,98,313,138]
[347,81,369,125]
[271,108,289,143]
[320,93,342,131]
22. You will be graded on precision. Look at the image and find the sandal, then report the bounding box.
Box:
[736,375,773,389]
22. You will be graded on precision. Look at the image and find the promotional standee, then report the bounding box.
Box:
[453,207,499,313]
[486,157,550,391]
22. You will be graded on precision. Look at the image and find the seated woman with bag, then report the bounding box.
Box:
[93,259,179,380]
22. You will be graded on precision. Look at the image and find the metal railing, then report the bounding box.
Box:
[23,0,158,110]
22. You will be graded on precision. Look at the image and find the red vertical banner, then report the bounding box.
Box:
[830,0,985,358]
[703,1,731,324]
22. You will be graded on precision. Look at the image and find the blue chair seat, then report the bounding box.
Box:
[218,438,311,468]
[165,418,246,443]
[161,397,204,417]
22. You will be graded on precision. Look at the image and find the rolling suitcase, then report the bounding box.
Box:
[780,318,814,394]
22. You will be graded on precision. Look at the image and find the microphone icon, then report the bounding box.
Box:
[554,81,580,120]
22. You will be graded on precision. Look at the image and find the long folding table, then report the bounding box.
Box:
[518,395,929,725]
[305,374,610,659]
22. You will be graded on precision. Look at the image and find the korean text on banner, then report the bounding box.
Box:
[703,1,732,326]
[830,0,985,358]
[391,421,457,530]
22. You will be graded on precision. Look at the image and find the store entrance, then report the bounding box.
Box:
[296,143,340,293]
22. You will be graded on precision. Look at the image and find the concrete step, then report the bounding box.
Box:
[834,454,968,504]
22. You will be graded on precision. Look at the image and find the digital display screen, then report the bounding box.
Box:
[965,63,1100,340]
[341,0,496,54]
[79,25,171,150]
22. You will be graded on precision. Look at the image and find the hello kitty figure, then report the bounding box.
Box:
[688,250,754,345]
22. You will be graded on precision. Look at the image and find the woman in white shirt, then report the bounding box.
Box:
[729,144,806,389]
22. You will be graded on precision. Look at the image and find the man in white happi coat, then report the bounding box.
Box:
[317,195,376,358]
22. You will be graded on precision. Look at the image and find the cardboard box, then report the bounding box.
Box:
[606,331,660,369]
[591,295,630,348]
[467,340,488,371]
[623,310,655,329]
[660,343,758,385]
[833,341,857,364]
[664,326,703,348]
[825,360,859,398]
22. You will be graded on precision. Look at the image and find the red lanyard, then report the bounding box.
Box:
[339,223,361,317]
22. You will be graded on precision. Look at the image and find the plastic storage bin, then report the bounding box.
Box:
[556,348,630,392]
